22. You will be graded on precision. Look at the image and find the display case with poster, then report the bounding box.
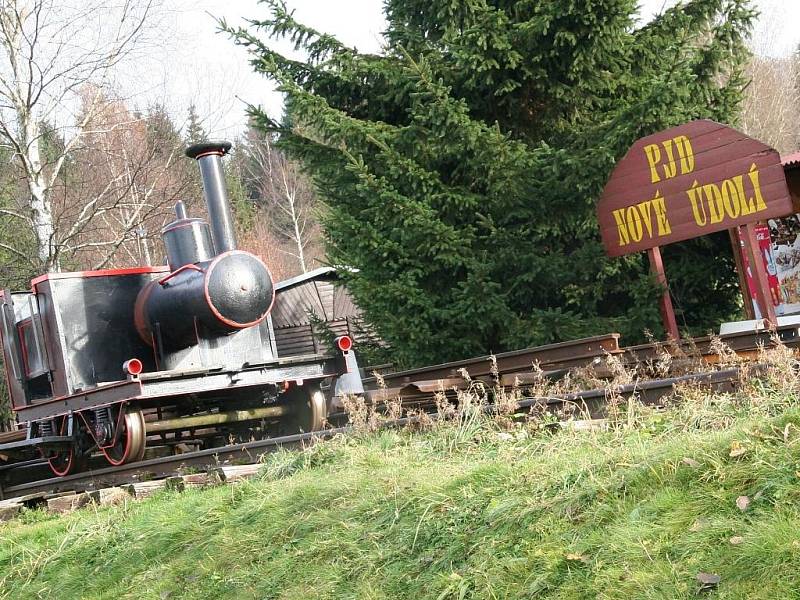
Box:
[767,214,800,314]
[737,224,782,318]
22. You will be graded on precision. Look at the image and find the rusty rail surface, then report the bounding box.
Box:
[360,325,800,404]
[622,326,800,364]
[361,334,621,387]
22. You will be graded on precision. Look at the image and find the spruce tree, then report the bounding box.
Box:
[226,0,755,366]
[185,103,206,146]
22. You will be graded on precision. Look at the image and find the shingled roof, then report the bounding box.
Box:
[782,150,800,170]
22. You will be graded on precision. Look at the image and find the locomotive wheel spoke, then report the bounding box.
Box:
[131,410,147,461]
[102,407,146,466]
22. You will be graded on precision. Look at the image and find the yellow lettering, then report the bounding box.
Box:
[639,200,654,238]
[652,191,671,235]
[612,208,630,246]
[687,180,707,226]
[721,179,740,219]
[626,205,644,242]
[748,163,767,212]
[644,143,662,184]
[734,174,753,215]
[613,192,673,246]
[674,135,694,174]
[703,183,725,224]
[661,139,678,179]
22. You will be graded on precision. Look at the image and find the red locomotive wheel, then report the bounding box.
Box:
[101,408,147,466]
[47,416,84,477]
[48,448,78,477]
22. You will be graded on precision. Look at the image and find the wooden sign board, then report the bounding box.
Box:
[598,120,793,257]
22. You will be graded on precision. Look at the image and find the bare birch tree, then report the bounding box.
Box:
[0,0,160,272]
[241,130,322,274]
[740,55,800,154]
[739,2,800,154]
[66,92,195,269]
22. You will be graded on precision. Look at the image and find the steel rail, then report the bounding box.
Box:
[361,333,622,388]
[359,327,798,402]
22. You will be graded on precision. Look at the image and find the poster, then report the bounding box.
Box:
[738,224,782,318]
[768,216,800,314]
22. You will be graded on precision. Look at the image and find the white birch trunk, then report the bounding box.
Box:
[25,123,56,269]
[0,1,158,272]
[281,172,307,273]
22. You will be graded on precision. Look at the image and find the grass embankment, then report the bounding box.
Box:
[3,354,800,598]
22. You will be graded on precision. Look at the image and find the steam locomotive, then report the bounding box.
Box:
[0,141,363,476]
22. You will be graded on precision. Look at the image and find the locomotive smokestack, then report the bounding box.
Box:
[185,140,237,253]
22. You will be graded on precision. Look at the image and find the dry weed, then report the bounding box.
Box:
[670,380,739,430]
[434,387,456,421]
[384,395,404,421]
[340,394,380,432]
[405,407,434,430]
[708,335,742,367]
[736,334,800,408]
[605,352,635,387]
[494,384,521,416]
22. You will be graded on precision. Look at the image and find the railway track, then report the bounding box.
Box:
[0,322,790,513]
[0,366,745,512]
[356,327,796,409]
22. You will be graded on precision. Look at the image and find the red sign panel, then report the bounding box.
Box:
[598,120,793,257]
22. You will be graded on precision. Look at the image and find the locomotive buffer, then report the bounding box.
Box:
[0,141,363,477]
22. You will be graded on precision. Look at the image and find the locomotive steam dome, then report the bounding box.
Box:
[161,202,216,271]
[134,140,275,349]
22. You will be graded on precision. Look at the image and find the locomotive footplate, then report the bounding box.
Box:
[0,436,73,453]
[9,353,352,424]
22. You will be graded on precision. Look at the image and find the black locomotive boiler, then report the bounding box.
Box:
[0,141,363,476]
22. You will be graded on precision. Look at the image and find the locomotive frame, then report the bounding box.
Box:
[0,141,363,476]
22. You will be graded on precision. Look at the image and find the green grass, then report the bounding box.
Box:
[3,372,800,599]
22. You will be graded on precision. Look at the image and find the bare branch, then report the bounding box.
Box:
[0,0,163,271]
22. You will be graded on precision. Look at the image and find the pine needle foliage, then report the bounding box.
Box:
[224,0,755,366]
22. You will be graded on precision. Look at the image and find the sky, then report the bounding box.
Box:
[139,0,800,139]
[136,0,387,138]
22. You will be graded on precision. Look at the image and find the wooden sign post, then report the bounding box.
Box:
[728,228,756,320]
[597,120,793,335]
[647,246,680,340]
